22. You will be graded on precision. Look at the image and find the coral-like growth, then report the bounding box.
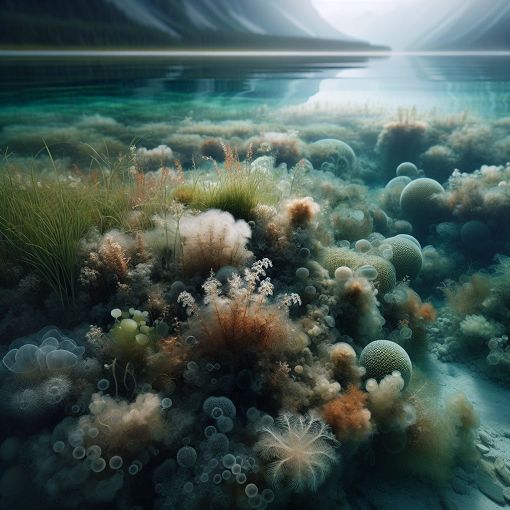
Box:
[75,392,166,455]
[400,177,446,225]
[360,340,412,389]
[308,138,357,177]
[322,386,372,441]
[384,235,423,280]
[281,197,320,228]
[178,210,253,277]
[178,259,302,356]
[254,413,338,492]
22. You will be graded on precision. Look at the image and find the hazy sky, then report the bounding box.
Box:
[312,0,502,50]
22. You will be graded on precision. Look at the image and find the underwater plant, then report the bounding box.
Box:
[254,413,338,492]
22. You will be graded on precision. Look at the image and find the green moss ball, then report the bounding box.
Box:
[385,235,423,279]
[359,339,412,389]
[321,247,396,294]
[400,177,445,224]
[396,162,419,178]
[309,139,356,176]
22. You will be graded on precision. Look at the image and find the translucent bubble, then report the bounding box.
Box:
[299,248,311,259]
[88,427,99,439]
[400,327,413,340]
[199,473,209,483]
[261,489,274,503]
[128,464,139,475]
[356,265,378,281]
[211,407,223,419]
[109,455,123,470]
[91,458,107,473]
[52,441,65,453]
[222,453,236,468]
[86,445,102,459]
[204,425,217,438]
[68,431,84,447]
[248,495,263,508]
[231,464,242,475]
[97,379,110,391]
[222,470,232,480]
[183,482,194,494]
[355,239,371,252]
[236,473,247,484]
[213,474,222,484]
[245,483,258,498]
[161,397,172,409]
[72,446,86,460]
[71,404,81,414]
[295,267,310,280]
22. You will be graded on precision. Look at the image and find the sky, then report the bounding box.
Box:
[312,0,510,50]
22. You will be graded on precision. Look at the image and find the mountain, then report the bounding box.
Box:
[410,0,510,50]
[0,0,386,50]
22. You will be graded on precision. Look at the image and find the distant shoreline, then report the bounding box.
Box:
[1,49,510,58]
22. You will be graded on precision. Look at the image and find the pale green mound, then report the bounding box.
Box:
[399,177,445,224]
[309,139,356,176]
[359,339,412,389]
[321,247,396,294]
[396,162,419,178]
[385,235,423,280]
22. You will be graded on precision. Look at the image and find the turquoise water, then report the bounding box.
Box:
[1,54,510,510]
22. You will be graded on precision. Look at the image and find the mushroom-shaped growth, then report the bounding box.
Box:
[359,339,412,389]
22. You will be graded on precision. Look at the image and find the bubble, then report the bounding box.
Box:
[236,473,247,484]
[356,264,378,281]
[213,474,222,484]
[72,446,86,459]
[222,453,236,468]
[245,483,258,498]
[71,404,81,414]
[87,445,102,459]
[399,326,413,340]
[199,472,209,483]
[204,425,217,438]
[261,489,274,503]
[128,464,139,475]
[222,470,232,480]
[52,441,65,453]
[211,407,223,419]
[161,397,172,409]
[91,458,107,473]
[231,464,242,475]
[111,309,122,319]
[208,433,229,454]
[355,239,371,252]
[177,446,197,468]
[248,495,263,508]
[68,431,84,447]
[295,267,310,280]
[109,455,123,470]
[183,481,194,494]
[299,247,311,259]
[88,427,99,439]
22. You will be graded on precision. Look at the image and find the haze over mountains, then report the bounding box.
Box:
[0,0,385,50]
[314,0,510,50]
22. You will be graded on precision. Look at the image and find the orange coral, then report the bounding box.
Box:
[322,386,372,441]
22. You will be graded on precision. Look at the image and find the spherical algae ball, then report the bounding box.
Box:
[359,340,412,389]
[321,247,396,294]
[384,235,423,279]
[309,139,356,176]
[399,178,445,224]
[396,162,419,178]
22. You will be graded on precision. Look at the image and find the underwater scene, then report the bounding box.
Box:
[2,49,510,510]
